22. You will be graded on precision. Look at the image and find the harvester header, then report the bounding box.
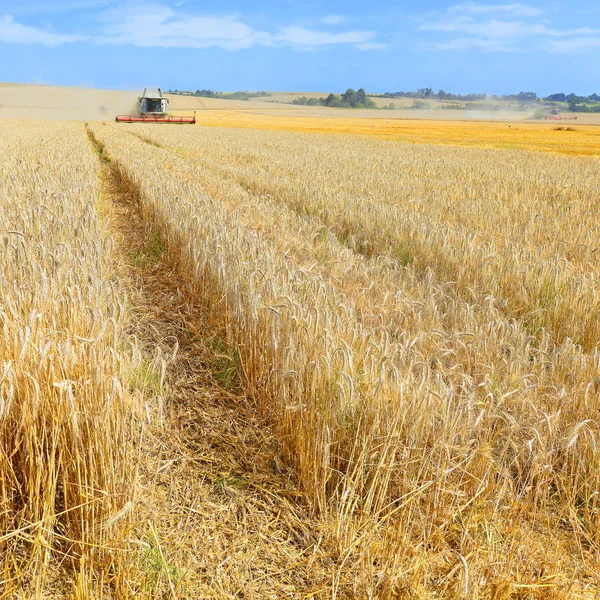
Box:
[116,88,195,124]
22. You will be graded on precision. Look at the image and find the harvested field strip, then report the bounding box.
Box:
[88,129,343,598]
[0,122,138,596]
[88,122,600,598]
[136,125,600,351]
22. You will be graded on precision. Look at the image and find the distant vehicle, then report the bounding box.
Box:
[116,88,195,124]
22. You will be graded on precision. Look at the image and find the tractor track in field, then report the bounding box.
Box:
[86,126,344,599]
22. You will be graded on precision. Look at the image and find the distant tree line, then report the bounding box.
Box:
[166,89,272,101]
[544,93,600,102]
[378,89,488,101]
[543,93,600,112]
[292,88,376,109]
[167,86,600,113]
[378,89,600,112]
[376,89,539,102]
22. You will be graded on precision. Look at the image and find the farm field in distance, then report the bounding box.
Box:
[175,109,600,156]
[2,113,600,598]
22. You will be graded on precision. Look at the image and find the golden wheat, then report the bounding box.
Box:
[142,125,600,350]
[0,121,138,597]
[87,122,600,598]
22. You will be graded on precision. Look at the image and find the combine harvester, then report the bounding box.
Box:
[544,115,578,121]
[116,88,196,124]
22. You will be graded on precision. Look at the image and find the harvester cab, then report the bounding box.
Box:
[116,88,196,124]
[140,88,169,115]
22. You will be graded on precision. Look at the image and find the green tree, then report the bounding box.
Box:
[517,91,537,102]
[342,88,357,107]
[325,93,337,107]
[356,88,367,106]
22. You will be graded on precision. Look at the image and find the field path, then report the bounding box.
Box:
[86,127,341,599]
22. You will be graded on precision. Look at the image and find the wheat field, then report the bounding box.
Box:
[2,118,600,598]
[0,122,140,597]
[179,111,600,155]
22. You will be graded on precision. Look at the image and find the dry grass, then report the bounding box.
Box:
[87,121,600,598]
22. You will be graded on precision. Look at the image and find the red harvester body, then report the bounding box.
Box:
[115,114,196,124]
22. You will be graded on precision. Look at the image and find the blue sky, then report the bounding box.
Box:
[1,0,599,95]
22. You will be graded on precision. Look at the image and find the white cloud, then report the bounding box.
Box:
[418,3,600,54]
[276,26,377,48]
[93,3,381,50]
[321,15,346,25]
[543,36,600,53]
[435,36,518,51]
[98,4,269,49]
[0,14,84,45]
[449,2,543,17]
[0,3,384,50]
[421,17,598,39]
